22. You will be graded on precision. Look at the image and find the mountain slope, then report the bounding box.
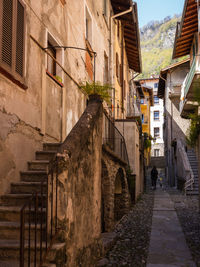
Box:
[139,16,186,78]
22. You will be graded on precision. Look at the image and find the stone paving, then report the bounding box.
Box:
[97,174,200,267]
[147,188,195,267]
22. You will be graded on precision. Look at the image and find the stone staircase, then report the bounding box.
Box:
[186,149,199,196]
[0,143,65,267]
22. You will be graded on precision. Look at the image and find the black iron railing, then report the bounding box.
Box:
[20,157,59,267]
[103,112,129,164]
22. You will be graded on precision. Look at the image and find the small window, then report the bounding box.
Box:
[154,111,160,121]
[142,114,144,123]
[154,149,160,157]
[46,33,63,82]
[154,127,160,138]
[86,7,92,45]
[154,96,159,104]
[154,83,158,89]
[47,42,56,76]
[0,0,26,79]
[140,99,144,104]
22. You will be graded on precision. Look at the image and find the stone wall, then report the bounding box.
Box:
[56,96,103,266]
[102,145,130,232]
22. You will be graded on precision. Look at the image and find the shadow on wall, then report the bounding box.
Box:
[114,168,126,221]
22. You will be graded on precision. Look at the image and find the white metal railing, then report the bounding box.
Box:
[176,140,194,193]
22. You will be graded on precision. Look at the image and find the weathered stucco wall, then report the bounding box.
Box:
[115,120,142,200]
[56,97,103,267]
[0,0,114,196]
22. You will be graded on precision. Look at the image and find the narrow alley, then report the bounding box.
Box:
[97,170,200,267]
[0,0,200,266]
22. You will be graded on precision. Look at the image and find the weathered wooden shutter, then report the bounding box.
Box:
[2,0,13,68]
[15,0,25,76]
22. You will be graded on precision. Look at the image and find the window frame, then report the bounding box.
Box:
[0,0,26,85]
[154,96,159,104]
[154,110,160,121]
[154,127,160,138]
[154,149,160,157]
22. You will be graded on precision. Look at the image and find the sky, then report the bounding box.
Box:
[134,0,185,28]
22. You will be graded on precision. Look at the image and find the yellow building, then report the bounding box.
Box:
[140,84,154,165]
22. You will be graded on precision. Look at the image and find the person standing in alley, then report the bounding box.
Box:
[151,166,158,190]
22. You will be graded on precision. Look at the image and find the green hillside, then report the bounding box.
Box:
[139,16,187,78]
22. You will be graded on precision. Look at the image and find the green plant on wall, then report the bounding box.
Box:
[186,113,200,147]
[143,132,152,149]
[80,81,112,104]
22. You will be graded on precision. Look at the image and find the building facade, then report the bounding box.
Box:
[171,0,200,194]
[158,60,190,187]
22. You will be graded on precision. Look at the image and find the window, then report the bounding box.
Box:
[46,34,63,81]
[142,114,144,123]
[0,0,26,80]
[154,83,158,89]
[154,149,160,157]
[86,7,92,45]
[154,111,160,121]
[140,99,144,104]
[154,96,159,104]
[154,127,160,138]
[47,42,56,76]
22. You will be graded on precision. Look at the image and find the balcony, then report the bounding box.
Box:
[102,112,129,164]
[127,99,141,119]
[180,55,200,117]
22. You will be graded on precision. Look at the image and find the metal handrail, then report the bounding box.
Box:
[103,112,129,164]
[20,156,59,267]
[184,55,196,97]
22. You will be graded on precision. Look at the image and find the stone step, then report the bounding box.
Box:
[35,151,57,161]
[28,161,49,171]
[0,206,46,222]
[11,182,47,194]
[43,143,61,152]
[0,221,46,240]
[0,239,65,262]
[0,194,46,207]
[21,171,48,182]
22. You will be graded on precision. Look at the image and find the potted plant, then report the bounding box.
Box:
[80,81,112,104]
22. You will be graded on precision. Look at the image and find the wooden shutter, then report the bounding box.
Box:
[15,0,25,76]
[2,0,13,68]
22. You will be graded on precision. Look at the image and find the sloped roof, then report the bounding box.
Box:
[111,0,142,72]
[173,0,199,59]
[157,59,190,98]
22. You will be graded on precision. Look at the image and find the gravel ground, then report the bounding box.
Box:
[99,190,154,267]
[169,189,200,267]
